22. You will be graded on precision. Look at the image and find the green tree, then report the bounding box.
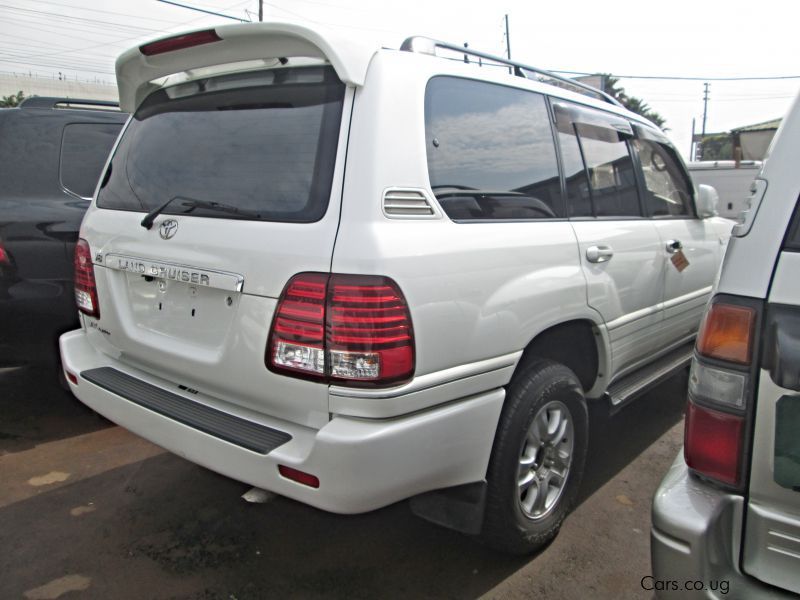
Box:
[0,90,26,108]
[598,75,667,130]
[697,134,732,160]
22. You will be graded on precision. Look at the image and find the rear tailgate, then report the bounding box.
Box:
[743,251,800,594]
[79,27,361,428]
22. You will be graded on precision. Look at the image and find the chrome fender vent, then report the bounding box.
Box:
[382,188,440,219]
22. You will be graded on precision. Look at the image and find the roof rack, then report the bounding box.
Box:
[20,97,120,110]
[400,36,622,108]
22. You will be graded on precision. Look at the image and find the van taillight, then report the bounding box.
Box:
[685,297,760,489]
[696,303,756,364]
[139,29,221,56]
[684,401,744,486]
[74,239,100,318]
[267,273,415,386]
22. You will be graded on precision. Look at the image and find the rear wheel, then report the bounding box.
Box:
[482,359,588,554]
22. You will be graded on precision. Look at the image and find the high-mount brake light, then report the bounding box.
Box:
[139,29,222,57]
[267,273,415,386]
[74,239,100,318]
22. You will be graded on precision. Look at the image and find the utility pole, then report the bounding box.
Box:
[701,82,710,135]
[504,14,511,60]
[258,0,263,21]
[504,14,511,74]
[690,117,696,161]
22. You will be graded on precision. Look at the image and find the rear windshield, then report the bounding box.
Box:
[97,66,345,223]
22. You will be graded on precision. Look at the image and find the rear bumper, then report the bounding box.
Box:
[651,451,794,599]
[60,328,504,513]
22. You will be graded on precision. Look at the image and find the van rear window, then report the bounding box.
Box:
[97,66,344,223]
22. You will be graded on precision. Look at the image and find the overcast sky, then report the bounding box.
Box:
[1,0,797,157]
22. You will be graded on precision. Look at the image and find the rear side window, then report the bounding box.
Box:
[633,130,693,217]
[555,103,641,218]
[60,123,123,198]
[424,77,562,221]
[97,66,344,223]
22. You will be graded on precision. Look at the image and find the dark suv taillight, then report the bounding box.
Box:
[267,273,414,386]
[685,296,761,488]
[74,239,100,318]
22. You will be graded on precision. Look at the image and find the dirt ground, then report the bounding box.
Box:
[0,365,686,599]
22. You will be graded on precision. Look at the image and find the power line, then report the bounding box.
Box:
[155,0,247,22]
[0,4,162,32]
[551,68,800,82]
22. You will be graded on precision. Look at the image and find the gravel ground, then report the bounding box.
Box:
[0,365,686,599]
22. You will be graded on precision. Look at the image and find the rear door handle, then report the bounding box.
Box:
[586,245,614,263]
[666,239,683,254]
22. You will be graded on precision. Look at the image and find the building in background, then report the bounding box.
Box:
[694,117,781,161]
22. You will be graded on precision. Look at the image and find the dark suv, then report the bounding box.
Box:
[0,97,127,367]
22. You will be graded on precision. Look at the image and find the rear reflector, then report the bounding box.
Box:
[278,465,320,488]
[66,371,78,386]
[140,29,222,57]
[696,303,756,365]
[267,273,415,386]
[74,239,100,318]
[684,400,744,487]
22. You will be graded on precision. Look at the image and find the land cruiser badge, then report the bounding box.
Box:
[159,219,178,240]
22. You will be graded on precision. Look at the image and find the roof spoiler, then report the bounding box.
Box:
[116,21,376,113]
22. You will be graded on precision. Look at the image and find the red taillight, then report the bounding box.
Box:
[684,401,744,487]
[269,273,327,379]
[74,239,100,318]
[278,465,320,488]
[267,273,415,386]
[0,243,9,265]
[139,29,222,57]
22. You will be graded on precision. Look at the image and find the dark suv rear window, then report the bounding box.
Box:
[60,122,123,198]
[97,66,345,223]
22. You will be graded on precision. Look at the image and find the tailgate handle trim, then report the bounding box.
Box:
[104,253,244,292]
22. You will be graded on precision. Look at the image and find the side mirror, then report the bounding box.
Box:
[696,184,718,219]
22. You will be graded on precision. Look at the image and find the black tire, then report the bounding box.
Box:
[481,359,588,555]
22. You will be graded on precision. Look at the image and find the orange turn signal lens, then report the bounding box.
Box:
[696,303,756,365]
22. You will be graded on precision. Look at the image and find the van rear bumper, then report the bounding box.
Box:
[60,329,504,513]
[651,452,796,599]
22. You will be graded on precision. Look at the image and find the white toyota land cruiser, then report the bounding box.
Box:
[60,21,733,554]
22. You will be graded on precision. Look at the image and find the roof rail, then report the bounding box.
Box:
[20,97,120,110]
[399,36,622,108]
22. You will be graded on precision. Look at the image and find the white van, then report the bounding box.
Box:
[60,21,732,554]
[687,160,762,220]
[652,93,800,596]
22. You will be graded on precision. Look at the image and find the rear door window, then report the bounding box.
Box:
[424,77,563,221]
[554,103,641,218]
[60,122,123,198]
[97,66,345,223]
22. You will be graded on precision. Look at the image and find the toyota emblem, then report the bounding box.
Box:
[159,219,178,240]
